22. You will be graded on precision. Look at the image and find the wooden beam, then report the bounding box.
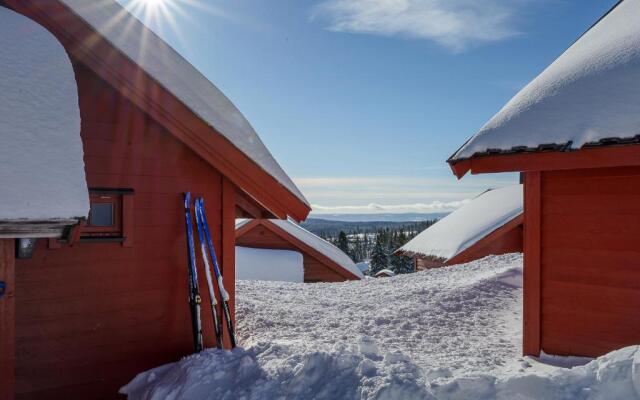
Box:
[0,239,16,400]
[523,171,542,356]
[449,144,640,178]
[235,191,264,220]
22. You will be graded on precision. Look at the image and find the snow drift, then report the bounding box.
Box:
[120,253,640,399]
[122,345,640,400]
[122,254,522,398]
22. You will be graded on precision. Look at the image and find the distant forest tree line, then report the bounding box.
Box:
[318,221,437,276]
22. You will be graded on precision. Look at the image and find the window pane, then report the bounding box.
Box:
[90,203,113,226]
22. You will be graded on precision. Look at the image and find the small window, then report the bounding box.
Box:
[90,203,114,227]
[81,188,132,240]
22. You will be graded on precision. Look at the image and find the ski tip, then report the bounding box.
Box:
[184,192,191,208]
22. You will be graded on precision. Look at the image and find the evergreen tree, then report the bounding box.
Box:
[369,234,388,275]
[336,231,350,257]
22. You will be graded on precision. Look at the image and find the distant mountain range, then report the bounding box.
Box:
[300,214,446,237]
[307,213,449,222]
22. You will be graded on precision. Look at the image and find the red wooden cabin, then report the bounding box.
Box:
[236,219,363,282]
[0,1,310,399]
[448,0,640,358]
[398,185,523,270]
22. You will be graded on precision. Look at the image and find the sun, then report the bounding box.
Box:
[145,0,165,8]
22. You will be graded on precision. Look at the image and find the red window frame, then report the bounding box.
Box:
[80,188,134,243]
[83,193,123,238]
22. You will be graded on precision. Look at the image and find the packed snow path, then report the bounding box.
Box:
[236,253,523,379]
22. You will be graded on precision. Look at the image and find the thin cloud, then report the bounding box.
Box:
[311,200,470,214]
[294,175,518,213]
[311,0,524,51]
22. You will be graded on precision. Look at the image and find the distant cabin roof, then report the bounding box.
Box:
[59,0,308,209]
[374,269,395,277]
[236,219,364,279]
[449,0,640,165]
[398,185,522,262]
[0,7,88,226]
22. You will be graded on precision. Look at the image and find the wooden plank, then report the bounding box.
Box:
[542,175,640,196]
[541,232,640,252]
[523,171,541,356]
[0,239,15,400]
[542,194,640,215]
[541,307,640,357]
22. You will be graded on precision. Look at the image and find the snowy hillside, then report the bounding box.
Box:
[121,254,640,399]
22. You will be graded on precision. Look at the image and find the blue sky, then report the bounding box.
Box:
[119,0,616,214]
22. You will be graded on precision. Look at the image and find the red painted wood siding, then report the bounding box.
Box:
[414,257,445,271]
[1,239,16,400]
[413,221,523,270]
[236,225,347,282]
[14,63,231,399]
[447,224,523,266]
[540,166,640,357]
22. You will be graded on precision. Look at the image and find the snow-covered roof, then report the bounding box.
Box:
[398,185,523,262]
[236,246,304,283]
[236,219,364,279]
[0,7,88,224]
[374,269,395,277]
[59,0,308,207]
[450,0,640,162]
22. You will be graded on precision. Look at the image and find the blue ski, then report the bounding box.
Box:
[195,197,237,348]
[194,195,224,349]
[183,192,203,352]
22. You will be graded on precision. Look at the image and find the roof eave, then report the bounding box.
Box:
[447,143,640,177]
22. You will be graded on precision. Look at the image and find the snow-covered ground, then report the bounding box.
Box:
[121,254,640,399]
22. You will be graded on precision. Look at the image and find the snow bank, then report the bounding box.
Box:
[0,7,88,221]
[122,344,640,400]
[122,254,525,399]
[59,0,307,206]
[121,252,640,400]
[451,0,640,161]
[236,246,304,283]
[435,346,640,400]
[399,185,522,262]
